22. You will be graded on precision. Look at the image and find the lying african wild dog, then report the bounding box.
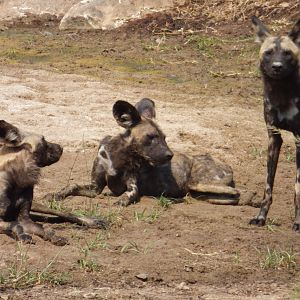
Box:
[44,98,239,205]
[0,120,106,245]
[249,16,300,230]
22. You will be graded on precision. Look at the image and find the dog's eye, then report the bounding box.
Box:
[145,134,158,145]
[264,49,273,57]
[282,50,292,58]
[148,134,156,140]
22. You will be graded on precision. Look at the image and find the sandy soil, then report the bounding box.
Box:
[0,21,300,299]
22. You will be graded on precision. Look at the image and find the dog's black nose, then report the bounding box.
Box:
[165,151,174,161]
[272,62,282,71]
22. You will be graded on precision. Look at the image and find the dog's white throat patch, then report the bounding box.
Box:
[277,103,299,122]
[98,145,117,176]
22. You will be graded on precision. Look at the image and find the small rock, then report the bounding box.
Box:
[135,273,148,281]
[177,282,190,290]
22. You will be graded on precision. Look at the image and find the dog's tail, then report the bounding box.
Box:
[188,183,240,205]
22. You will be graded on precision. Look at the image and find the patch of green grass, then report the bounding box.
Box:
[265,219,278,232]
[157,194,173,209]
[120,241,149,255]
[260,247,296,270]
[196,36,222,58]
[47,198,64,211]
[72,202,101,218]
[250,147,265,159]
[0,243,70,289]
[76,233,108,272]
[286,152,295,163]
[133,208,161,223]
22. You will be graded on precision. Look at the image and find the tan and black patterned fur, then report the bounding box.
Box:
[250,16,300,230]
[0,120,107,245]
[45,99,239,205]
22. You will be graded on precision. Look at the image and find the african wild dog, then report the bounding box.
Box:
[0,120,106,245]
[44,98,239,205]
[249,16,300,230]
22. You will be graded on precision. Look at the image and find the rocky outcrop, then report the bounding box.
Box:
[59,0,185,30]
[0,0,78,21]
[0,0,185,30]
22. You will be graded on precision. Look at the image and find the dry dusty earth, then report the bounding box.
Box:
[0,18,300,299]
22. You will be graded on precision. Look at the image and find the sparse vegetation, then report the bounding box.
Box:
[157,194,173,209]
[0,243,70,289]
[120,241,150,255]
[265,219,278,232]
[76,234,108,272]
[250,147,265,159]
[260,247,296,270]
[196,36,221,58]
[133,208,161,223]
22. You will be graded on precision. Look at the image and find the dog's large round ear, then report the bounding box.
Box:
[135,98,156,119]
[113,100,141,128]
[251,16,271,43]
[289,19,300,48]
[0,120,22,145]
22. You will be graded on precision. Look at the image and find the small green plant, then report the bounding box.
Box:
[133,208,161,223]
[260,247,296,270]
[251,147,264,159]
[196,36,221,57]
[147,209,161,223]
[286,152,295,162]
[73,202,101,218]
[0,243,70,288]
[76,234,107,272]
[77,256,101,272]
[157,194,173,209]
[183,194,193,204]
[233,251,241,264]
[134,208,147,221]
[47,198,64,211]
[120,241,149,254]
[265,219,277,232]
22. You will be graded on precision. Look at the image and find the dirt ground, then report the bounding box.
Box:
[1,15,300,299]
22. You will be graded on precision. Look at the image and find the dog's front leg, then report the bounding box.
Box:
[250,129,282,226]
[293,135,300,231]
[114,176,139,206]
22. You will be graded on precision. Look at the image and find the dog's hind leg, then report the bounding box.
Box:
[250,129,282,226]
[292,135,300,231]
[31,202,108,229]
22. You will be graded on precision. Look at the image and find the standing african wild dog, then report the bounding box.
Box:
[250,16,300,230]
[44,98,239,205]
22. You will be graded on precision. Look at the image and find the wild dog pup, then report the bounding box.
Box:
[92,98,238,205]
[45,99,239,205]
[92,99,174,206]
[0,120,68,245]
[250,16,300,230]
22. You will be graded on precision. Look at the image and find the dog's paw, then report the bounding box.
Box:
[18,233,34,244]
[78,216,109,229]
[50,235,69,246]
[249,217,266,226]
[44,229,68,246]
[292,223,300,232]
[114,199,129,206]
